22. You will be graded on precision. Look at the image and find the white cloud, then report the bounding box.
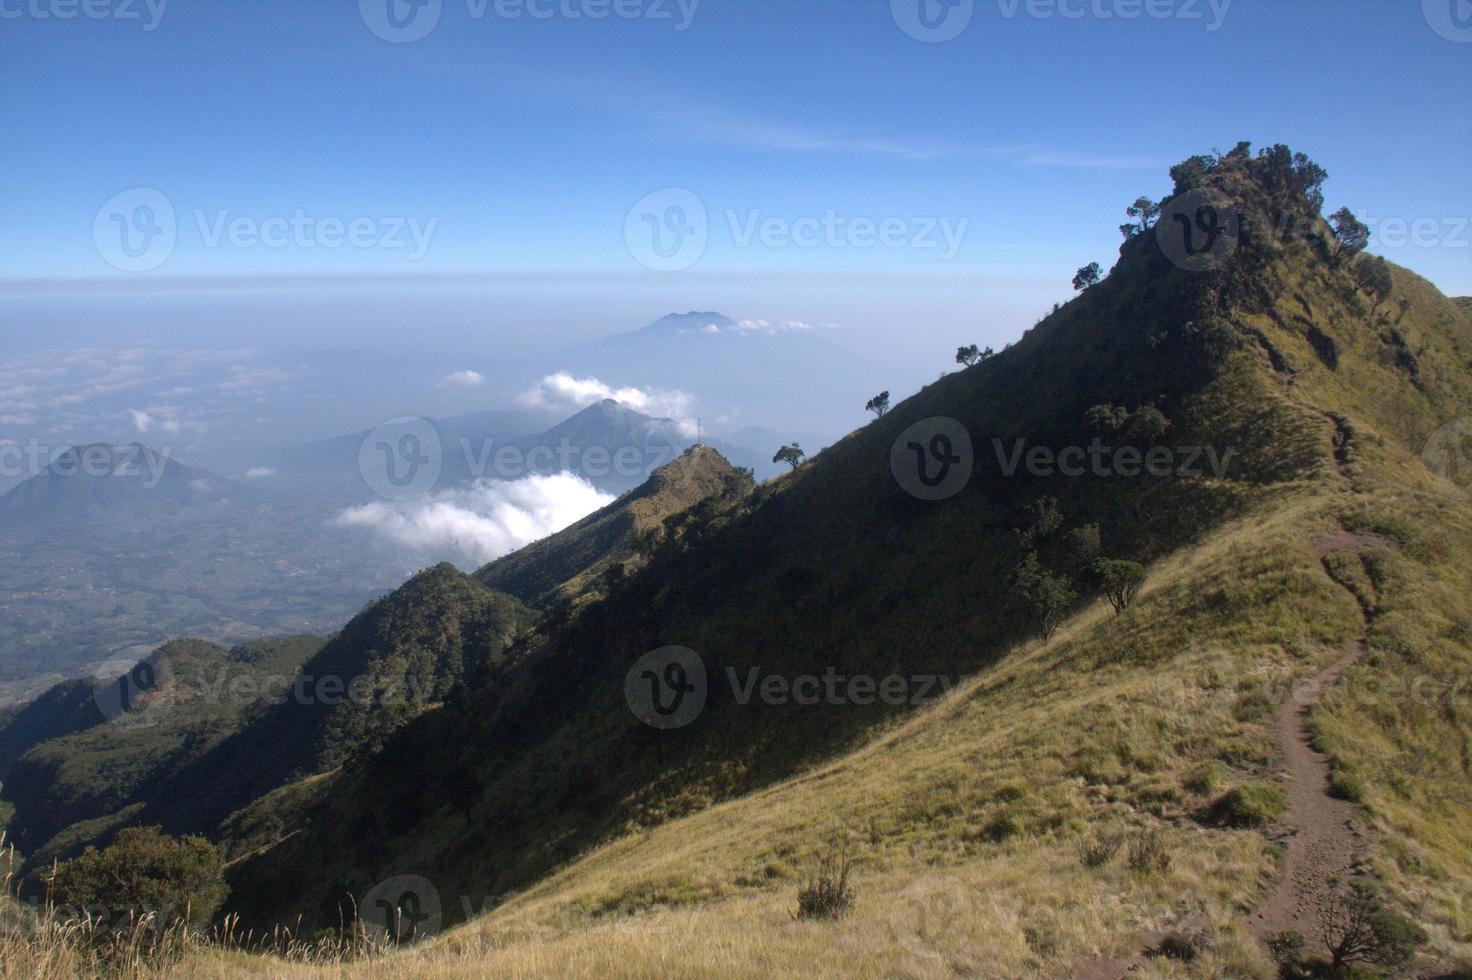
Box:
[332,472,613,567]
[516,372,695,422]
[243,467,276,479]
[691,319,834,336]
[444,370,485,387]
[128,408,152,432]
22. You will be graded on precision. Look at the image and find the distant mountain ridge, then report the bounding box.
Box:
[476,444,752,608]
[0,443,242,522]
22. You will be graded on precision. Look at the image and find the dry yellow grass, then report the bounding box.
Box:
[82,488,1421,977]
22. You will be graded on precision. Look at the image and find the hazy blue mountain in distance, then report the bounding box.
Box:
[263,398,785,497]
[257,407,548,502]
[556,311,884,438]
[725,425,835,459]
[0,444,247,523]
[0,443,407,694]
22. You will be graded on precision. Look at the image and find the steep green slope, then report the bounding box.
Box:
[0,636,324,862]
[217,145,1472,945]
[0,677,108,779]
[124,564,536,847]
[475,445,754,608]
[1,565,534,879]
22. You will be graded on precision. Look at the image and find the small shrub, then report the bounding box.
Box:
[1184,761,1228,795]
[994,781,1027,803]
[1328,768,1366,803]
[983,811,1023,843]
[1127,828,1172,876]
[1153,930,1198,962]
[1266,929,1305,968]
[1023,921,1063,957]
[1232,690,1275,722]
[794,838,854,921]
[1321,884,1427,972]
[1212,782,1287,828]
[1078,829,1123,869]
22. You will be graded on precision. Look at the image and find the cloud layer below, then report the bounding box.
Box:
[331,472,613,567]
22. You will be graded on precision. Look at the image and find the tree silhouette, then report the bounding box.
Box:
[1329,207,1370,264]
[1353,254,1394,314]
[1087,558,1147,614]
[1073,262,1102,291]
[955,344,993,367]
[1125,196,1160,235]
[1013,553,1075,643]
[865,392,890,418]
[773,443,805,470]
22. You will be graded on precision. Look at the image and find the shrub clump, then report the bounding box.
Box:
[48,826,227,932]
[1328,768,1366,803]
[1183,760,1229,795]
[794,838,854,921]
[1078,829,1123,869]
[1126,828,1172,876]
[1211,782,1287,828]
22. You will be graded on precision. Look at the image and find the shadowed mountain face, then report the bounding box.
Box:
[0,636,325,860]
[0,566,533,868]
[209,146,1472,933]
[6,149,1472,973]
[476,445,754,608]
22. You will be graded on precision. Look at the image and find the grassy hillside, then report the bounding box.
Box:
[7,144,1470,978]
[212,147,1471,979]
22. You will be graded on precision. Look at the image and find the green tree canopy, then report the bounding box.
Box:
[1073,262,1103,291]
[48,826,227,930]
[1329,206,1370,263]
[1086,558,1147,614]
[1013,553,1075,643]
[772,443,806,470]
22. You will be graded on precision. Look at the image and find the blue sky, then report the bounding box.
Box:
[1,0,1469,450]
